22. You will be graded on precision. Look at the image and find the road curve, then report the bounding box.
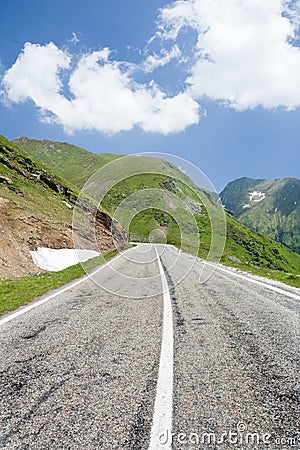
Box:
[0,244,299,449]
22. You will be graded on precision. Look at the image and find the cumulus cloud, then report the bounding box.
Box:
[3,1,300,135]
[157,0,300,110]
[3,42,70,106]
[2,42,199,135]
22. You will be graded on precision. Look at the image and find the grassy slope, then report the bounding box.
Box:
[224,213,300,287]
[0,136,118,314]
[15,137,300,288]
[0,251,117,315]
[13,137,123,188]
[0,136,74,224]
[0,136,80,312]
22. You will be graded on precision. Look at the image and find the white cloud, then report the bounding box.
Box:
[139,89,201,134]
[3,42,70,107]
[158,0,300,110]
[143,45,181,72]
[2,42,199,135]
[70,32,79,45]
[3,1,300,135]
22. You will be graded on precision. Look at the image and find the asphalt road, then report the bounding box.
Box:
[0,244,299,449]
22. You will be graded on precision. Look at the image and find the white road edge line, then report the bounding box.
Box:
[204,261,300,301]
[0,249,131,327]
[149,249,173,450]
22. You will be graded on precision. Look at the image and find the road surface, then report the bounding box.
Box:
[0,244,299,449]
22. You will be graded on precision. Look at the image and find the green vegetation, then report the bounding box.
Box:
[129,209,181,246]
[13,136,123,188]
[0,134,79,223]
[10,137,300,289]
[99,171,300,286]
[222,213,300,287]
[0,251,118,315]
[221,261,300,288]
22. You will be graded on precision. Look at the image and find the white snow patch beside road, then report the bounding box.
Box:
[30,247,100,272]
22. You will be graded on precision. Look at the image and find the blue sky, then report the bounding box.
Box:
[1,0,300,191]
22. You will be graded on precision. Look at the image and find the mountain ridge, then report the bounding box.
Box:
[13,136,123,189]
[12,136,300,287]
[220,176,300,253]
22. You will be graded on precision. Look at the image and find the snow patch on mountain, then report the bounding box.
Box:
[249,191,266,202]
[242,191,266,209]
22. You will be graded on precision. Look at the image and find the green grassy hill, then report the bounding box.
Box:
[220,177,300,253]
[0,135,117,279]
[13,137,123,188]
[15,137,300,287]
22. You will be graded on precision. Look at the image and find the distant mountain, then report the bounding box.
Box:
[220,177,300,253]
[13,136,300,287]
